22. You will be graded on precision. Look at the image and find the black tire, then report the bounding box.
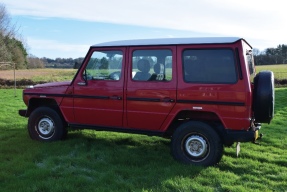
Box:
[253,71,274,123]
[28,107,66,141]
[171,121,223,166]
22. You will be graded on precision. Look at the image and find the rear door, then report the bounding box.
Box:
[126,46,177,130]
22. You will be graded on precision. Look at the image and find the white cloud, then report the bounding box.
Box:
[27,38,89,58]
[2,0,286,51]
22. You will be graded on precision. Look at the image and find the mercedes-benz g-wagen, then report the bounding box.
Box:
[19,37,274,166]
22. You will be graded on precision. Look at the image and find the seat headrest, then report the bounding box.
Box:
[154,63,164,74]
[137,59,150,73]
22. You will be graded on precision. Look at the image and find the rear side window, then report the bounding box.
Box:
[183,49,237,84]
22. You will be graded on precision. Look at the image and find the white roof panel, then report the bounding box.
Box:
[92,37,243,47]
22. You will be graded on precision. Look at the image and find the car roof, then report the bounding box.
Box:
[92,37,244,47]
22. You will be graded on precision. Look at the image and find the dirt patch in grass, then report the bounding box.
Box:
[275,79,287,86]
[0,69,52,79]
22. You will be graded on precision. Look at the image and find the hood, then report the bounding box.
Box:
[33,81,72,88]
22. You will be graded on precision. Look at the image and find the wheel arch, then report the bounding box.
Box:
[164,110,230,145]
[26,98,67,126]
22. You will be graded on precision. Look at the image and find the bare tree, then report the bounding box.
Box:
[0,4,12,62]
[27,54,45,68]
[0,4,16,38]
[0,3,27,69]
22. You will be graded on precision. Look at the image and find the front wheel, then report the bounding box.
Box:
[28,107,66,141]
[171,121,223,166]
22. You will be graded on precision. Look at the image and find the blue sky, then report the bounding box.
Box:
[2,0,286,59]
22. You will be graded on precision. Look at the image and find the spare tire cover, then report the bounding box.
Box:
[253,71,275,123]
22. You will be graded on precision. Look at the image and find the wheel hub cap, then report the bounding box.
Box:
[38,118,55,137]
[185,135,208,157]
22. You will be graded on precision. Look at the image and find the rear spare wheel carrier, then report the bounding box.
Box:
[253,71,274,123]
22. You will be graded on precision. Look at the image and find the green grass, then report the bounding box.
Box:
[0,88,287,191]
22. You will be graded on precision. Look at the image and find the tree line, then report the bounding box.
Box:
[253,44,287,65]
[40,57,84,69]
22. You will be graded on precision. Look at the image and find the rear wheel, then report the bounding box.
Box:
[171,121,223,166]
[28,107,66,141]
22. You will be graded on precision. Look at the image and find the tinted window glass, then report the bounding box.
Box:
[132,49,172,81]
[183,49,237,84]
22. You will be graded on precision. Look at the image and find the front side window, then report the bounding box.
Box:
[132,49,172,81]
[183,49,237,84]
[84,50,123,81]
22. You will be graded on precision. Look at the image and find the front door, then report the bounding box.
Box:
[73,48,125,127]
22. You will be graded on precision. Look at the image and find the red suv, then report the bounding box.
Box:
[19,37,274,166]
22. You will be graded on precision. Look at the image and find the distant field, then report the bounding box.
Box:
[256,64,287,79]
[0,68,77,82]
[0,64,286,82]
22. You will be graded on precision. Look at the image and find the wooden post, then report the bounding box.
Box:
[0,62,16,97]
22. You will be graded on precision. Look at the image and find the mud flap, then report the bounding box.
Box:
[236,142,240,157]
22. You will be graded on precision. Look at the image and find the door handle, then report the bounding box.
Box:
[162,97,175,102]
[77,82,86,86]
[110,96,122,100]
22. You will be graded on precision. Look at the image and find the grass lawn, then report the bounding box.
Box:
[0,88,286,191]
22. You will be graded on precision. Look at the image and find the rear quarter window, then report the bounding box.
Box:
[183,49,237,84]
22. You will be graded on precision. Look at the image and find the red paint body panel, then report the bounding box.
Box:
[34,81,71,88]
[23,81,71,106]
